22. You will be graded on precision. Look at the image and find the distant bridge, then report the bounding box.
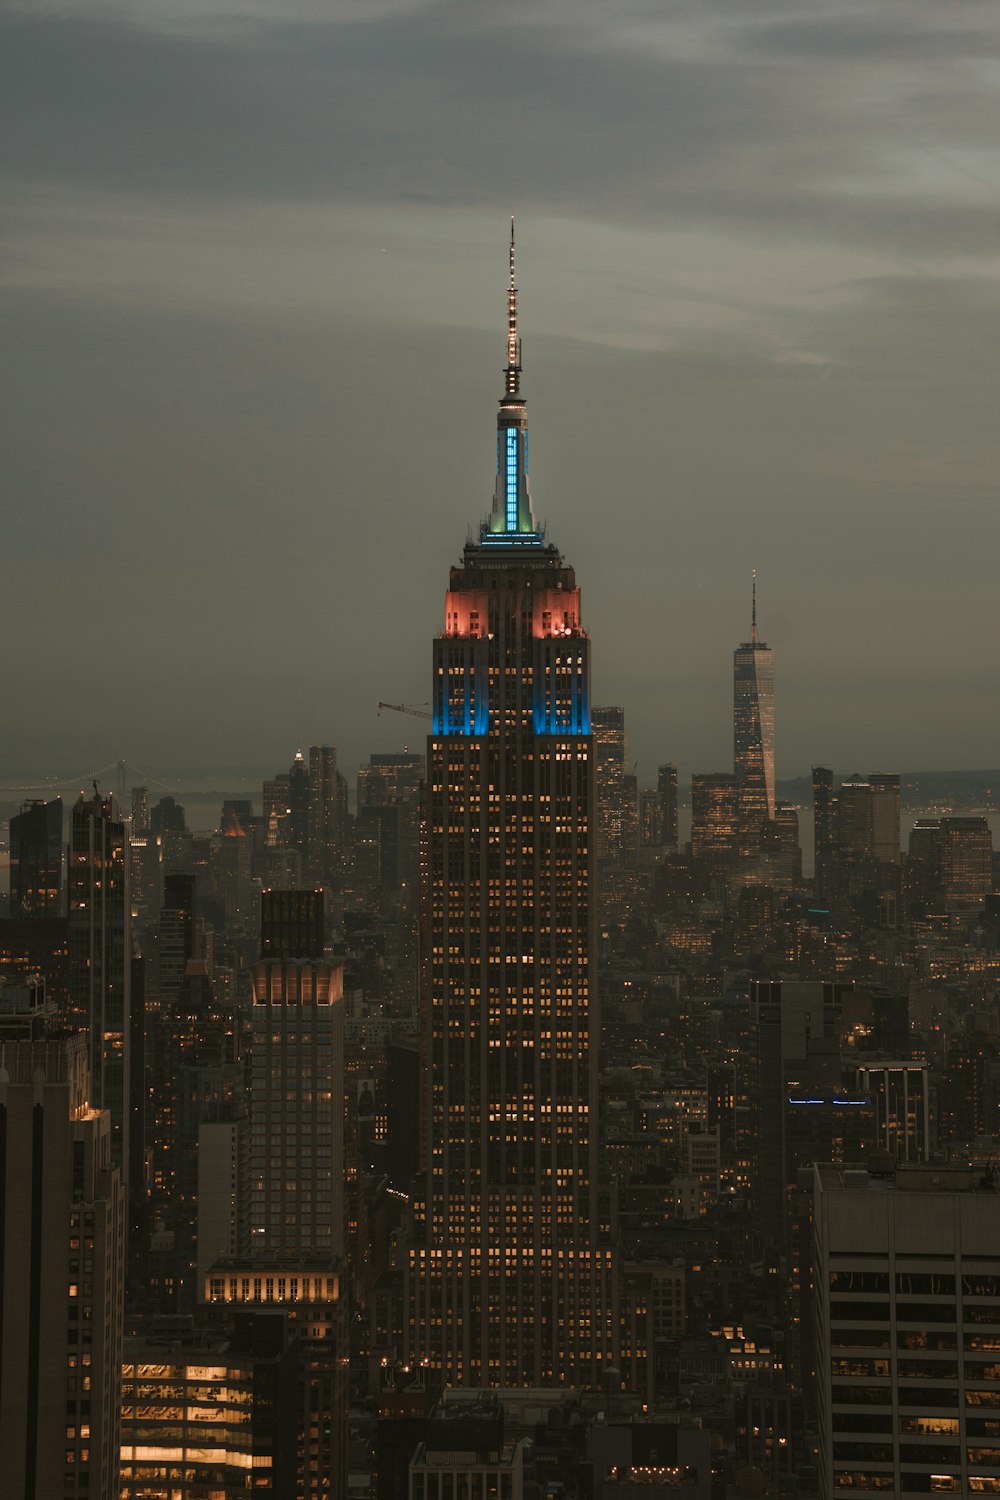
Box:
[0,758,178,797]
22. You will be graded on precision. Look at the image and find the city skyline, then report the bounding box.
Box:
[2,1,998,778]
[5,6,1000,1495]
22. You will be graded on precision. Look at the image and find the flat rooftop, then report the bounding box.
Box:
[816,1162,998,1195]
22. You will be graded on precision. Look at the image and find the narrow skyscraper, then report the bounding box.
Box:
[405,225,618,1387]
[68,787,132,1174]
[734,572,775,856]
[657,763,679,851]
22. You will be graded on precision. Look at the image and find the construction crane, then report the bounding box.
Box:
[378,701,431,721]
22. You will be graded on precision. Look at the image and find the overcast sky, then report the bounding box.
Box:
[2,0,998,785]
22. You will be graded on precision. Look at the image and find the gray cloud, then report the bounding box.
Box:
[3,2,998,258]
[1,0,998,778]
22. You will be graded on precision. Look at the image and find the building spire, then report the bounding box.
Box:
[751,569,758,645]
[483,219,538,542]
[505,216,521,399]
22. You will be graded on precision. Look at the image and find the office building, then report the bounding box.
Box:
[262,769,292,846]
[408,1393,533,1500]
[590,1415,717,1499]
[308,744,344,883]
[10,796,62,916]
[941,816,994,902]
[0,990,124,1500]
[733,574,775,854]
[813,766,836,899]
[593,706,638,869]
[196,1107,249,1299]
[814,1161,1000,1499]
[150,796,186,835]
[357,751,424,810]
[263,749,347,885]
[160,960,245,1310]
[639,787,660,849]
[68,788,132,1173]
[130,785,149,833]
[216,807,254,931]
[242,892,347,1493]
[357,751,424,897]
[868,773,901,864]
[763,799,803,891]
[855,1061,931,1162]
[119,1312,298,1498]
[0,913,70,1013]
[908,815,994,906]
[658,763,679,850]
[261,886,325,959]
[837,774,873,857]
[158,871,194,1013]
[288,750,310,857]
[203,1260,347,1498]
[690,773,739,866]
[404,227,618,1388]
[812,770,901,907]
[249,953,345,1259]
[751,980,869,1244]
[128,827,162,921]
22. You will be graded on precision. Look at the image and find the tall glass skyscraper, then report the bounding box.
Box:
[734,573,775,854]
[404,225,618,1387]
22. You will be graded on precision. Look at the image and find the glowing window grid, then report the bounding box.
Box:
[505,428,518,530]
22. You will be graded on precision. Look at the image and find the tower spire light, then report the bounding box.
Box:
[486,218,537,540]
[505,215,520,398]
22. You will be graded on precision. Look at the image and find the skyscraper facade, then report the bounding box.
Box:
[405,228,618,1387]
[68,788,132,1174]
[657,763,679,851]
[249,952,345,1259]
[814,1162,1000,1500]
[308,744,344,883]
[9,796,63,916]
[812,766,836,900]
[593,706,636,868]
[868,773,901,864]
[734,575,775,855]
[120,1314,298,1499]
[690,773,739,866]
[0,990,124,1500]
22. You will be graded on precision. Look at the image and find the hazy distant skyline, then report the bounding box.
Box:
[2,0,998,779]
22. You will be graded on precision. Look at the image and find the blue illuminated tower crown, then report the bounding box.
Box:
[482,219,542,545]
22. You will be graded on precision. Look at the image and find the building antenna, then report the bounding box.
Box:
[751,568,758,645]
[505,216,521,399]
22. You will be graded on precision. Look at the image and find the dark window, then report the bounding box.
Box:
[899,1443,961,1463]
[897,1386,961,1407]
[832,1385,893,1406]
[896,1272,956,1296]
[831,1328,891,1349]
[831,1271,890,1294]
[896,1302,957,1323]
[898,1331,957,1351]
[965,1276,1000,1298]
[833,1442,893,1462]
[830,1301,891,1322]
[897,1359,958,1380]
[832,1413,893,1433]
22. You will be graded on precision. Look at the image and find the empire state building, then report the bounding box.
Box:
[404,226,619,1387]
